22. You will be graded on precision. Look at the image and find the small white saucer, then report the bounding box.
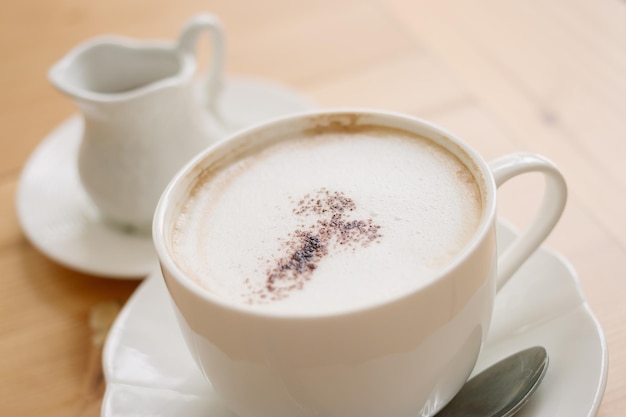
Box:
[101,223,608,417]
[16,77,314,279]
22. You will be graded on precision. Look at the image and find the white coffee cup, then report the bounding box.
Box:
[153,110,567,417]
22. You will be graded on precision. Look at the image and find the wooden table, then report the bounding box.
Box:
[1,0,624,415]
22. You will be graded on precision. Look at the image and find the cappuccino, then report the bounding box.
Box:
[170,124,483,313]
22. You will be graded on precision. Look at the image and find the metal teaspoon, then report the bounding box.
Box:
[435,346,549,417]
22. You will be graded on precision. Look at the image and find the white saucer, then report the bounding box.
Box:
[101,222,608,417]
[16,77,314,278]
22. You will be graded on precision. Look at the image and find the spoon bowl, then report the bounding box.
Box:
[436,346,549,417]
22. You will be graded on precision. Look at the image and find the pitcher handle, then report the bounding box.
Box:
[490,153,567,291]
[177,13,225,113]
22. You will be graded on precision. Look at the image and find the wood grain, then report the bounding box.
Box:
[1,0,624,415]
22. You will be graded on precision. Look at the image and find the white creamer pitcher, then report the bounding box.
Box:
[49,14,225,234]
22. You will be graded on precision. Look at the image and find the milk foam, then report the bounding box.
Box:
[171,126,483,314]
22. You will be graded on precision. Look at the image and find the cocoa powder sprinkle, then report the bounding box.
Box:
[245,188,381,303]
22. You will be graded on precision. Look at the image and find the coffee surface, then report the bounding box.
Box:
[170,125,483,313]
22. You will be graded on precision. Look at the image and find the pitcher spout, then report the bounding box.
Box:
[48,36,194,104]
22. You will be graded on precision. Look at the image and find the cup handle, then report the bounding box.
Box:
[489,153,567,291]
[177,13,225,113]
